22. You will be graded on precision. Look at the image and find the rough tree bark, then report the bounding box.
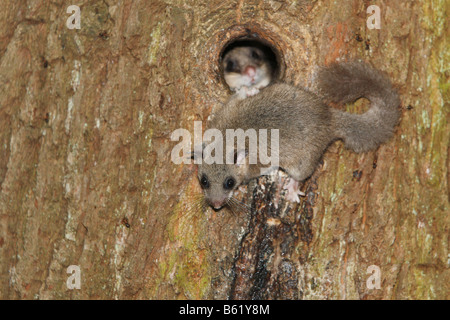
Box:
[0,0,448,299]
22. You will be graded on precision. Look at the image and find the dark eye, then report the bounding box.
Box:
[224,177,236,190]
[200,175,209,189]
[225,60,235,72]
[251,50,260,60]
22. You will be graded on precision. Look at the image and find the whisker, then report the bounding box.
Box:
[200,196,208,212]
[227,197,250,214]
[182,194,207,215]
[226,198,238,217]
[227,197,242,217]
[230,197,251,210]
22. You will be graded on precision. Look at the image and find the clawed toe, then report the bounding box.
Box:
[283,178,305,203]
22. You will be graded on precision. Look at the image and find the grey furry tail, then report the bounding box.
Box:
[316,61,401,153]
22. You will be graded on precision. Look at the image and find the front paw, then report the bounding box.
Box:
[246,87,260,97]
[234,86,260,100]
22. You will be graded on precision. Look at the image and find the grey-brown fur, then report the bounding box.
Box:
[197,61,400,209]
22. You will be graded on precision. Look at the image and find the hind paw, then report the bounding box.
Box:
[283,178,305,203]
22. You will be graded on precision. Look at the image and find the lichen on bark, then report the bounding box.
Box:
[0,0,448,300]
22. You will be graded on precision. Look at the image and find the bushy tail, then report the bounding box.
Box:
[316,61,400,153]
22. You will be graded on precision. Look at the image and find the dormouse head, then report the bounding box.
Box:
[222,46,272,92]
[193,149,248,210]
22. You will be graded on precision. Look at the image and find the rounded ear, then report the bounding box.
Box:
[234,149,248,167]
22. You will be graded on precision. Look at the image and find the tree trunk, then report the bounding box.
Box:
[0,0,448,299]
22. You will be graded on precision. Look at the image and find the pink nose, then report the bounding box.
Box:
[244,66,256,78]
[211,200,225,209]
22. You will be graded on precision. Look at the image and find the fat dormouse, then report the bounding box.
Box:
[196,61,400,210]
